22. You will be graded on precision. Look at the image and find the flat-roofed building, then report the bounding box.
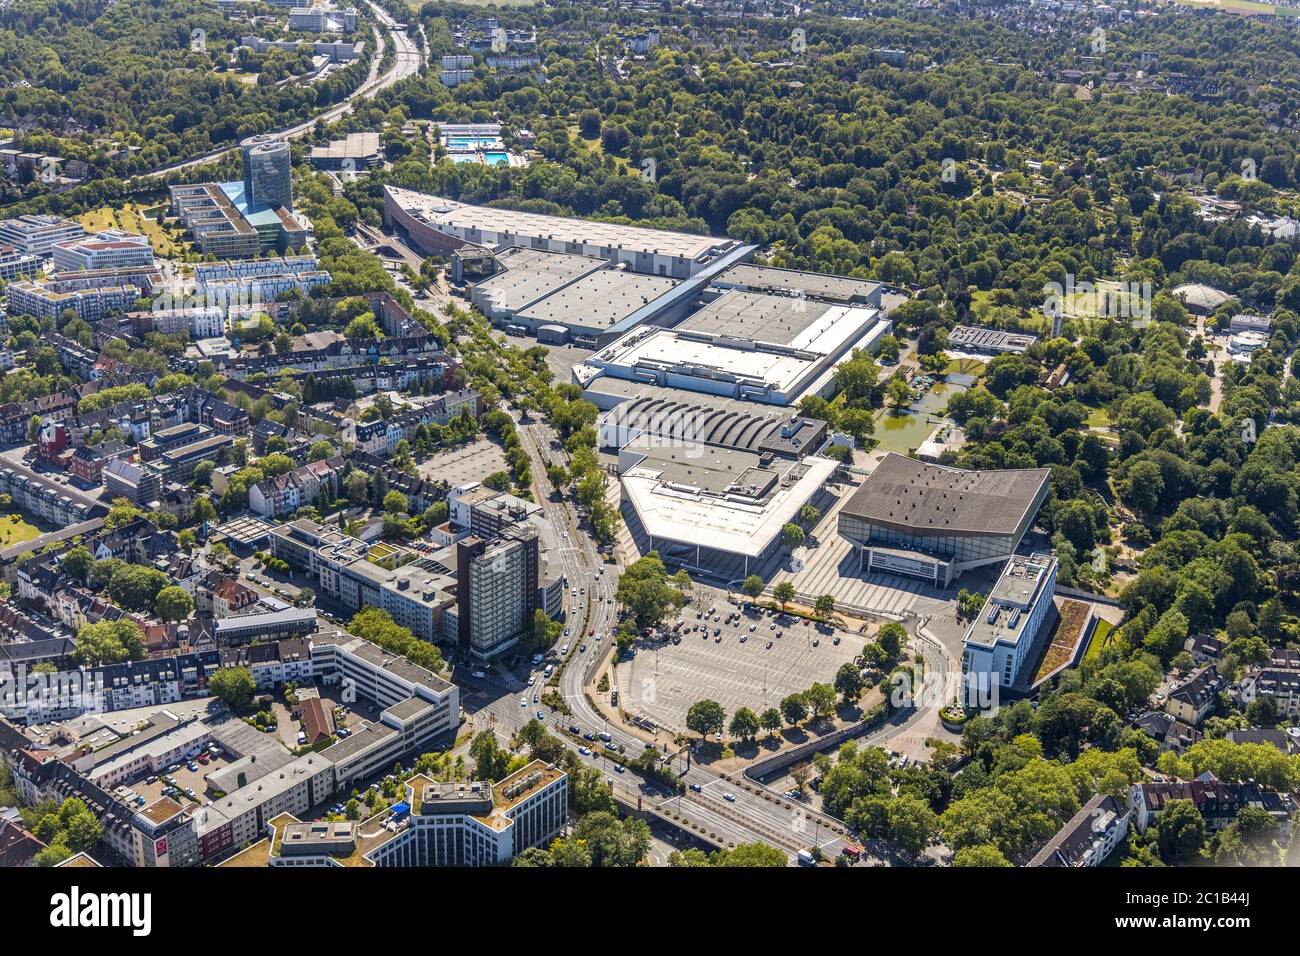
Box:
[470,247,605,321]
[574,289,891,406]
[52,230,154,272]
[0,244,43,281]
[6,278,141,323]
[1229,313,1272,334]
[308,131,382,171]
[961,552,1057,690]
[0,215,84,256]
[711,263,883,306]
[838,453,1050,587]
[945,325,1037,355]
[384,185,739,278]
[455,524,538,662]
[369,760,566,866]
[618,435,838,580]
[516,269,679,347]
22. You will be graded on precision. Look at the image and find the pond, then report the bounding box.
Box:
[871,378,969,456]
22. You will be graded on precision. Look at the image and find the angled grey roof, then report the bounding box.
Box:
[841,453,1050,537]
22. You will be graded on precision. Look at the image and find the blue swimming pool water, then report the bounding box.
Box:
[446,137,499,150]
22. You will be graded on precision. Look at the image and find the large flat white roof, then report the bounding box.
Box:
[386,186,729,261]
[589,292,882,395]
[621,442,838,558]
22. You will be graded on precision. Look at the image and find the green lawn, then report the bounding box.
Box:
[0,511,42,548]
[1083,618,1114,663]
[1086,408,1111,428]
[943,357,986,378]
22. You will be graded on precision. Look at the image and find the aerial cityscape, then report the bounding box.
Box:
[0,0,1297,913]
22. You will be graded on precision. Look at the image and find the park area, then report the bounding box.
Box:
[78,202,190,258]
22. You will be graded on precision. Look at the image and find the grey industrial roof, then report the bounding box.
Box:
[517,269,678,329]
[713,263,882,304]
[474,247,604,314]
[678,290,838,346]
[841,453,1050,537]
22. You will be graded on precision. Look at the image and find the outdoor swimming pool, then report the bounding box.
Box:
[446,136,500,150]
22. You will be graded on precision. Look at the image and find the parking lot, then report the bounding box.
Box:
[616,602,864,735]
[416,439,508,488]
[125,745,236,807]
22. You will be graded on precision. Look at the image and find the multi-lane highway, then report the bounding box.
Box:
[138,0,422,179]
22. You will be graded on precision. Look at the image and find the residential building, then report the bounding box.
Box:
[0,245,40,281]
[455,524,539,661]
[248,455,346,517]
[1028,794,1131,867]
[1165,665,1224,727]
[1130,772,1298,835]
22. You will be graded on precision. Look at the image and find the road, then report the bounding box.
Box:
[138,1,422,179]
[500,408,853,860]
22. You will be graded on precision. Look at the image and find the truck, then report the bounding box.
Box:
[796,849,816,866]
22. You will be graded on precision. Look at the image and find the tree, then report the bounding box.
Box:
[834,662,864,703]
[815,593,836,616]
[780,693,808,726]
[711,842,789,867]
[105,497,144,530]
[952,844,1012,867]
[886,376,913,409]
[308,440,335,462]
[780,523,806,550]
[106,564,168,610]
[741,575,765,599]
[888,793,939,857]
[728,707,760,742]
[209,667,255,711]
[59,545,93,583]
[805,682,837,719]
[760,708,783,736]
[383,490,409,515]
[798,504,821,527]
[74,620,145,666]
[469,731,511,782]
[155,585,194,622]
[1156,799,1206,864]
[876,622,906,659]
[192,495,217,525]
[615,552,687,628]
[686,699,726,740]
[344,471,370,504]
[773,581,796,608]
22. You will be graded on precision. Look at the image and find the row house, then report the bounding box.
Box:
[1130,772,1297,837]
[343,389,480,456]
[248,455,347,518]
[218,637,313,689]
[216,333,445,380]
